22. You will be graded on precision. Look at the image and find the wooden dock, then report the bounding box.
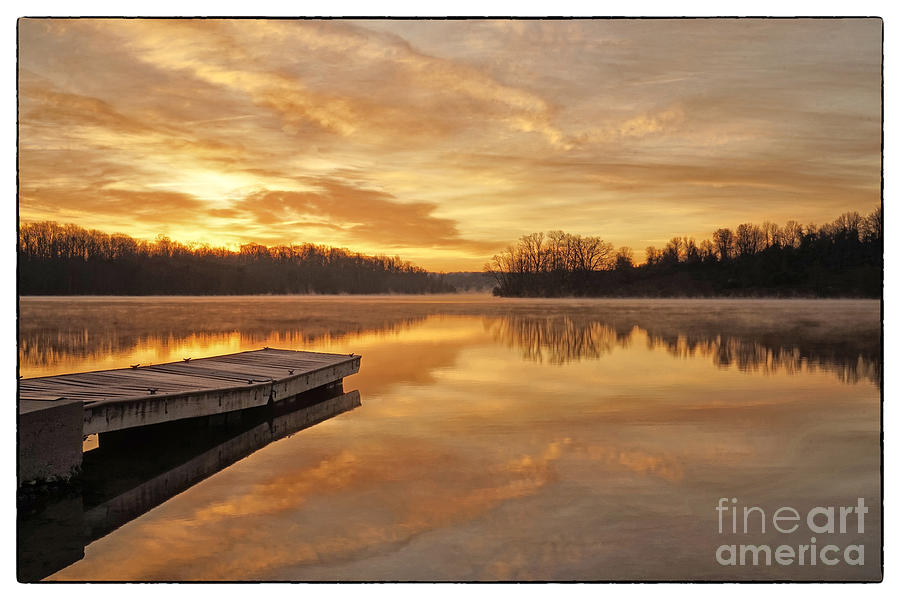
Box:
[17,348,361,485]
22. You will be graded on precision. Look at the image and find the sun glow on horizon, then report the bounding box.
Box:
[17,18,881,271]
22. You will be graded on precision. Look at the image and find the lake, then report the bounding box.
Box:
[17,295,881,581]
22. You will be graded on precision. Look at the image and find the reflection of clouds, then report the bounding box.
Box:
[577,443,684,483]
[54,422,682,580]
[52,427,693,581]
[54,437,570,580]
[40,298,880,581]
[192,449,362,522]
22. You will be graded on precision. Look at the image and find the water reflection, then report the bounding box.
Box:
[487,315,880,386]
[488,316,623,364]
[17,296,881,581]
[18,385,360,582]
[19,297,880,388]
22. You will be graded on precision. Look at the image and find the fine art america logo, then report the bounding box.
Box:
[715,497,868,567]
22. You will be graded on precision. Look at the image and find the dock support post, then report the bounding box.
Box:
[18,399,84,487]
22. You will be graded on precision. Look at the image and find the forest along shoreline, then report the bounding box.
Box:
[18,206,881,298]
[484,208,881,298]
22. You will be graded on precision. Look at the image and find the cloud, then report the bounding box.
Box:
[16,18,882,270]
[20,79,153,136]
[20,187,206,227]
[223,178,501,252]
[59,19,568,149]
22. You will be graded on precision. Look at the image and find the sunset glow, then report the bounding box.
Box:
[17,18,881,271]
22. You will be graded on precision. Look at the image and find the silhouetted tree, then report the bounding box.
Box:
[712,228,735,261]
[615,246,634,270]
[18,222,455,295]
[486,207,882,298]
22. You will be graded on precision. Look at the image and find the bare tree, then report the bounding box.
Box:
[780,220,803,248]
[735,223,764,257]
[862,207,883,242]
[712,228,735,261]
[699,239,716,262]
[615,246,634,270]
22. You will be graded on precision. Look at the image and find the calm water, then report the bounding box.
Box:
[18,295,881,581]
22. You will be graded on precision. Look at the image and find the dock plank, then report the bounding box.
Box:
[18,348,361,433]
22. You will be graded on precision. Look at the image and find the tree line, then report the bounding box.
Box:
[485,207,882,297]
[18,222,455,295]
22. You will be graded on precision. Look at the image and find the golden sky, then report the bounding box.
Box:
[17,18,882,271]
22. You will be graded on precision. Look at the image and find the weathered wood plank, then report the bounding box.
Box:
[18,348,361,433]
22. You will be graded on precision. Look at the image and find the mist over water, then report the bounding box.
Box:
[19,295,880,581]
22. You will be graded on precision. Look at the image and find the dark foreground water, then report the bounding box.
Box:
[17,295,881,581]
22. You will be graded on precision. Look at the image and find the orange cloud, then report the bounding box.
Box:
[223,179,502,252]
[17,18,882,271]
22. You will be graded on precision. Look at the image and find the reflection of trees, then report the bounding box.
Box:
[18,298,430,374]
[487,316,625,364]
[19,297,881,388]
[644,333,880,385]
[488,314,881,387]
[19,323,424,372]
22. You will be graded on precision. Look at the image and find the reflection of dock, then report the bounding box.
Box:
[18,348,361,485]
[85,389,361,543]
[18,387,361,582]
